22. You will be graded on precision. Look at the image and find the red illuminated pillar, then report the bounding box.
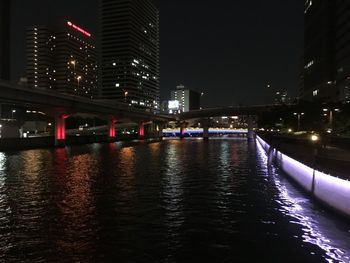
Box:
[139,122,145,140]
[179,126,185,139]
[109,118,117,139]
[55,114,69,147]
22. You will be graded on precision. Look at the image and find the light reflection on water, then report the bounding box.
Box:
[0,139,348,262]
[256,139,350,263]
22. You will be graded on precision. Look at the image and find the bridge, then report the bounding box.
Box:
[177,105,286,120]
[0,81,175,146]
[174,105,297,140]
[0,81,302,146]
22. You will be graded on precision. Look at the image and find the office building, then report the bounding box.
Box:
[26,20,98,98]
[274,90,289,105]
[335,0,350,102]
[302,0,350,103]
[0,0,11,80]
[170,84,201,113]
[302,0,335,101]
[99,0,160,110]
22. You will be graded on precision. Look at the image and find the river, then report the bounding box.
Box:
[0,138,349,262]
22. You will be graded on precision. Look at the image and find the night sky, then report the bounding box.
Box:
[11,0,304,107]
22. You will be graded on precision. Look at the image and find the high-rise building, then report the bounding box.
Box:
[302,0,335,101]
[302,0,350,103]
[335,0,350,102]
[99,0,160,110]
[26,20,98,98]
[0,0,10,80]
[170,84,201,113]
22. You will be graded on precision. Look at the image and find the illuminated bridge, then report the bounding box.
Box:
[174,105,297,140]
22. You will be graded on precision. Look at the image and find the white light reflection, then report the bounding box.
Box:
[163,141,185,230]
[256,139,350,262]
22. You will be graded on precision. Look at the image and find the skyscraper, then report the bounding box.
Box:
[26,21,98,98]
[335,0,350,103]
[99,0,160,110]
[302,0,350,103]
[302,0,335,101]
[0,0,10,80]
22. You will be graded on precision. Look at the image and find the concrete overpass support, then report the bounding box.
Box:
[55,114,69,147]
[179,124,185,139]
[203,126,209,140]
[247,115,255,141]
[109,118,117,139]
[139,122,145,140]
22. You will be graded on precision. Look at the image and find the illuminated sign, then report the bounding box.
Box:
[168,100,179,110]
[67,21,91,37]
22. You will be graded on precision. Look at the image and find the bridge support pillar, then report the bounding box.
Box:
[55,114,69,147]
[247,115,255,141]
[139,122,145,140]
[109,117,117,141]
[179,126,185,139]
[203,126,209,140]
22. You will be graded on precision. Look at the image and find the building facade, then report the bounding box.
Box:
[335,0,350,102]
[302,0,350,103]
[0,0,10,80]
[99,0,160,110]
[26,21,98,98]
[170,84,201,113]
[302,0,335,101]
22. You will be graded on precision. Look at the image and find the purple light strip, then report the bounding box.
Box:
[256,136,350,262]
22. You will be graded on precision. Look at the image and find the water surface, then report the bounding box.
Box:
[0,138,349,262]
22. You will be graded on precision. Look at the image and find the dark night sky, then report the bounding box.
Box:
[11,0,304,107]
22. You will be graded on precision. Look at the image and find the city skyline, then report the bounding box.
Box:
[10,0,303,107]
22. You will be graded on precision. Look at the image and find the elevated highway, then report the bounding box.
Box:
[0,81,174,145]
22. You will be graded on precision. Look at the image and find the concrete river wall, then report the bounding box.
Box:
[257,135,350,218]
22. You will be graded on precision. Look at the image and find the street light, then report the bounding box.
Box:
[11,110,16,120]
[322,108,341,131]
[124,91,128,103]
[70,60,76,74]
[77,76,82,89]
[293,112,305,131]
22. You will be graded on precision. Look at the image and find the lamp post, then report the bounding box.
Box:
[77,76,82,90]
[323,108,340,132]
[124,91,128,103]
[200,92,204,110]
[70,60,76,72]
[293,112,305,131]
[11,109,16,120]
